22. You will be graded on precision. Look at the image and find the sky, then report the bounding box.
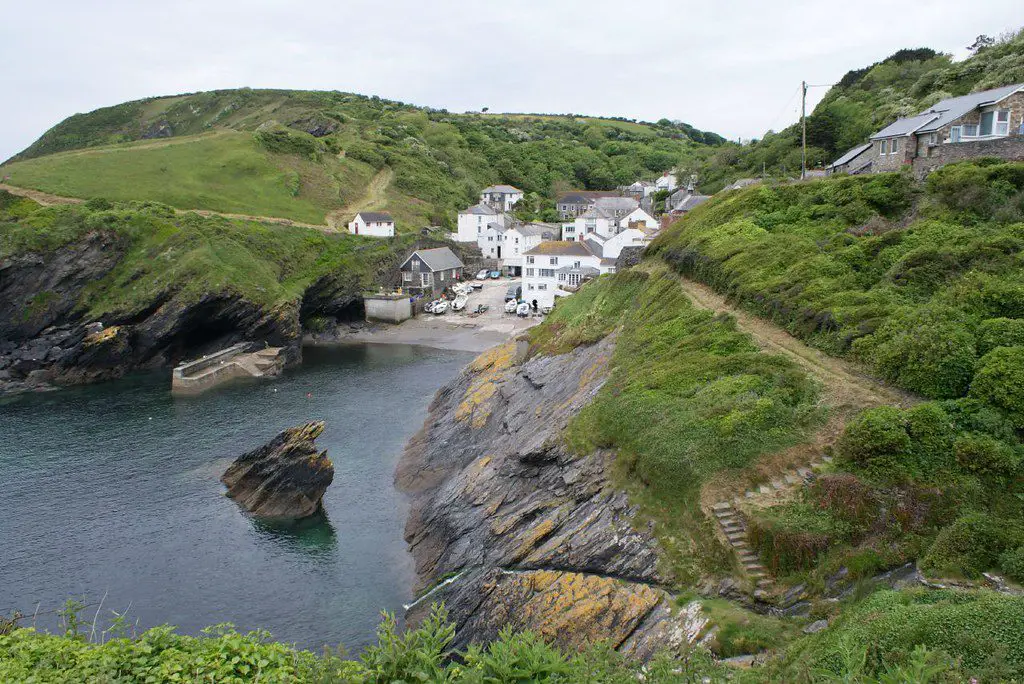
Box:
[0,0,1020,161]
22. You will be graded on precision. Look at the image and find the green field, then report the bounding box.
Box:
[0,131,376,224]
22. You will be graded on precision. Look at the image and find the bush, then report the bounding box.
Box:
[954,432,1021,477]
[836,406,911,476]
[748,502,852,574]
[920,513,1008,578]
[977,318,1024,355]
[1001,547,1024,583]
[970,346,1024,428]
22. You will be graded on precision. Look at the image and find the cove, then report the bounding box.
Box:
[0,343,474,651]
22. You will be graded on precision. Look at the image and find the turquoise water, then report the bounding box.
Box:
[0,344,472,651]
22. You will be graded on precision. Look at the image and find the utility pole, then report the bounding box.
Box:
[801,80,808,180]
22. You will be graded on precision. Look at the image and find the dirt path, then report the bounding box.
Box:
[326,167,394,230]
[0,182,339,234]
[673,275,919,505]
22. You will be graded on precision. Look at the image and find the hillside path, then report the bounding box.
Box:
[326,167,394,230]
[673,274,920,509]
[0,182,339,234]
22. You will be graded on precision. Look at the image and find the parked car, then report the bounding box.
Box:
[489,270,501,279]
[504,285,521,302]
[476,269,489,280]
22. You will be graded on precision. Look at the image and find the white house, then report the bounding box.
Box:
[574,205,619,240]
[478,222,507,259]
[480,184,524,212]
[521,241,602,310]
[618,207,658,230]
[601,228,651,260]
[348,211,395,237]
[560,222,578,241]
[654,173,679,192]
[501,223,558,275]
[456,203,506,242]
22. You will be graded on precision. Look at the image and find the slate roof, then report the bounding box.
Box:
[403,247,464,272]
[523,241,596,257]
[356,211,394,223]
[481,184,522,194]
[870,113,938,140]
[556,190,621,204]
[828,143,873,169]
[594,196,639,213]
[870,83,1024,139]
[515,222,558,237]
[460,203,499,216]
[671,194,711,212]
[916,83,1024,133]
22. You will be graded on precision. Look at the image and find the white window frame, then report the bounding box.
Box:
[996,110,1010,136]
[403,271,412,282]
[879,140,888,155]
[949,126,962,143]
[890,138,898,154]
[526,256,534,265]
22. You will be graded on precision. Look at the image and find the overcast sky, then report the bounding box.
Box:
[1,1,1020,161]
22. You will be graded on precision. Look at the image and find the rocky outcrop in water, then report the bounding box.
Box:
[398,339,704,658]
[222,421,334,520]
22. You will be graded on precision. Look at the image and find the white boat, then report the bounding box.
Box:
[516,302,531,317]
[433,300,449,315]
[452,293,469,311]
[423,300,436,314]
[504,299,518,314]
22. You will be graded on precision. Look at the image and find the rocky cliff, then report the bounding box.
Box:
[397,339,707,658]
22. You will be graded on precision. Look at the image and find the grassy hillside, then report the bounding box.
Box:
[694,28,1024,190]
[1,89,725,226]
[0,190,405,321]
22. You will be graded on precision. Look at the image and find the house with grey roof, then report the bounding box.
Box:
[864,83,1024,175]
[399,247,465,297]
[480,184,524,212]
[555,190,622,219]
[826,144,873,175]
[500,222,559,275]
[348,211,395,238]
[455,202,509,242]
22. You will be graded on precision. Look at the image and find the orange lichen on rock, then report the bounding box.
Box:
[455,342,517,428]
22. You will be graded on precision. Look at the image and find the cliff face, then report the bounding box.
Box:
[397,339,706,658]
[0,232,305,394]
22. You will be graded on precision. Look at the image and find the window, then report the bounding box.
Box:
[403,272,412,282]
[526,256,534,265]
[527,284,535,290]
[421,273,430,286]
[411,259,420,269]
[573,261,581,268]
[963,124,979,137]
[488,236,493,242]
[440,271,445,281]
[564,225,574,232]
[950,126,962,143]
[549,257,558,265]
[538,284,547,290]
[996,110,1010,136]
[558,273,565,281]
[525,268,534,276]
[890,138,898,154]
[540,269,554,278]
[879,140,888,155]
[928,133,937,145]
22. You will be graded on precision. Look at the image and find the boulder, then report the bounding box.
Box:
[221,421,334,520]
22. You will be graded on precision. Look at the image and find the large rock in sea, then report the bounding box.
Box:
[221,421,334,519]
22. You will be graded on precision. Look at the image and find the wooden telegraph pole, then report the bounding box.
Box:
[801,80,808,180]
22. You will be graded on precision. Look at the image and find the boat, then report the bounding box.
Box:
[516,302,531,317]
[423,300,436,314]
[451,293,469,311]
[433,300,449,315]
[504,299,518,314]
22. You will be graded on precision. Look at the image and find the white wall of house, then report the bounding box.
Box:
[456,209,506,243]
[618,207,658,230]
[477,225,505,259]
[480,191,524,212]
[348,215,395,237]
[521,252,601,309]
[655,174,678,191]
[560,223,577,241]
[501,228,547,270]
[602,228,649,260]
[574,212,617,240]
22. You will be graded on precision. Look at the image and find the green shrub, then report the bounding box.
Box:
[954,433,1021,477]
[970,346,1024,428]
[1001,547,1024,583]
[748,502,852,574]
[836,406,911,476]
[904,402,956,474]
[920,513,1008,578]
[253,123,324,159]
[977,318,1024,355]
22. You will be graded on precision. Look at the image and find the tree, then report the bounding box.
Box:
[967,35,995,53]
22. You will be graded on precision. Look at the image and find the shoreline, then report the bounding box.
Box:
[305,314,541,354]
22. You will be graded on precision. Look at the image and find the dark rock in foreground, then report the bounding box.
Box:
[221,421,334,520]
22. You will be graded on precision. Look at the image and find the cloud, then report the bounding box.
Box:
[0,0,1019,161]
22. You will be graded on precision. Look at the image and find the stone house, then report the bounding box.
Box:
[861,83,1024,176]
[348,211,395,237]
[399,247,465,297]
[825,143,872,175]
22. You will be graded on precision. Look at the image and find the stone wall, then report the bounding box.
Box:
[865,137,909,173]
[913,135,1024,178]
